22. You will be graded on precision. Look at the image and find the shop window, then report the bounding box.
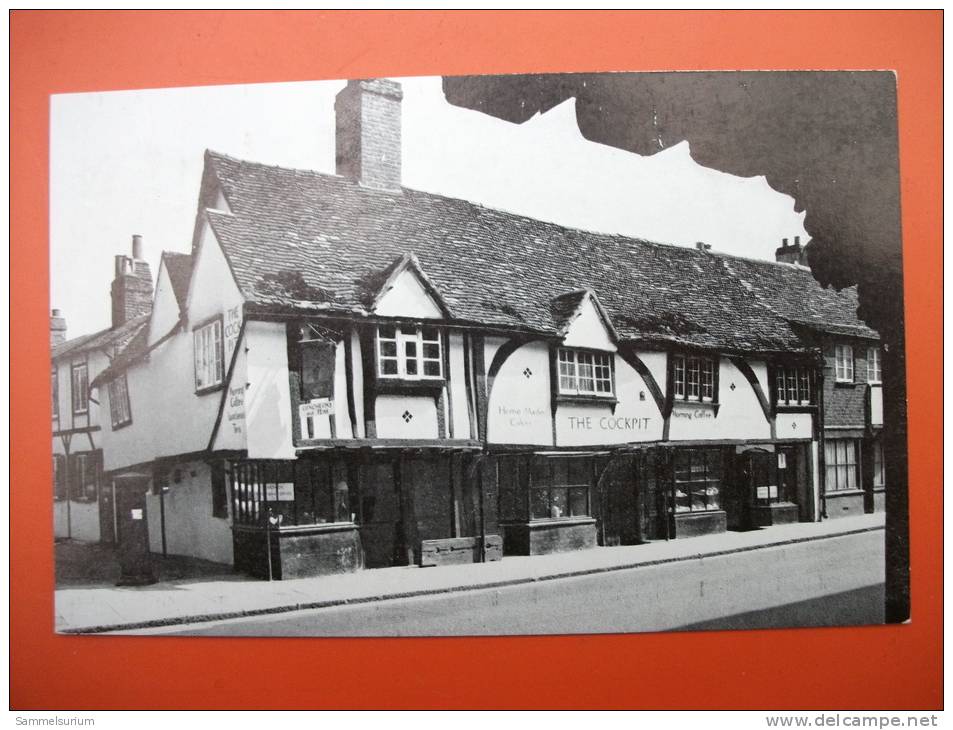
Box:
[107,375,132,429]
[229,458,351,528]
[834,344,854,383]
[825,439,859,492]
[872,440,885,488]
[673,449,722,513]
[71,362,88,415]
[557,348,613,396]
[376,325,442,380]
[867,347,882,384]
[774,365,814,406]
[70,451,101,502]
[671,354,716,402]
[530,456,591,520]
[193,318,224,393]
[52,365,59,420]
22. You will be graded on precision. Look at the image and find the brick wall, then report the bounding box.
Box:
[335,79,402,191]
[821,338,878,428]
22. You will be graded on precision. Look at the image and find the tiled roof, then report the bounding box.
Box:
[199,150,873,353]
[719,255,878,340]
[161,251,193,312]
[51,314,149,361]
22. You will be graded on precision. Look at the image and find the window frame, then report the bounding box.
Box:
[528,455,592,521]
[834,344,855,383]
[193,316,225,394]
[673,448,724,514]
[774,363,815,407]
[872,439,885,489]
[70,361,89,415]
[375,324,444,381]
[866,347,882,384]
[107,374,133,430]
[671,353,718,404]
[824,438,860,492]
[70,451,100,503]
[556,347,614,398]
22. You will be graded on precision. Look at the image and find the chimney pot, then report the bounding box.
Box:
[132,234,144,260]
[794,235,800,246]
[782,237,789,247]
[50,308,67,346]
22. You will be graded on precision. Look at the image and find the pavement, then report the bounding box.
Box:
[55,512,885,634]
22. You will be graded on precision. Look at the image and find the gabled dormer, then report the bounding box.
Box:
[550,290,618,402]
[368,252,451,320]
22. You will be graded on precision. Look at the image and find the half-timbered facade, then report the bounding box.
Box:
[84,78,882,578]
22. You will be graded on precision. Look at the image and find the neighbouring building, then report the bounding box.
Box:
[52,235,153,542]
[61,78,883,579]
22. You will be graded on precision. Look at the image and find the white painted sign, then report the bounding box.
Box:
[301,398,334,418]
[265,482,295,501]
[777,453,787,469]
[131,509,143,520]
[757,485,778,500]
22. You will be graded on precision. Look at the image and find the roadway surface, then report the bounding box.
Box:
[146,528,885,637]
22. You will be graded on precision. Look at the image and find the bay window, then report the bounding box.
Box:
[193,318,224,392]
[376,325,442,379]
[824,439,859,492]
[672,354,716,402]
[834,344,854,383]
[557,348,613,396]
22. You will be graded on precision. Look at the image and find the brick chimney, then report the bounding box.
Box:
[111,234,153,328]
[335,78,403,191]
[775,235,808,266]
[50,308,67,346]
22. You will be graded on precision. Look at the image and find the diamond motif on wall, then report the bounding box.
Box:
[402,410,414,423]
[729,382,736,391]
[523,368,533,378]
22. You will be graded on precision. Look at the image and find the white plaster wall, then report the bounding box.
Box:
[350,329,366,438]
[487,341,553,446]
[667,357,771,441]
[639,351,668,397]
[374,268,443,318]
[869,385,883,426]
[245,321,295,459]
[775,412,814,440]
[376,395,438,439]
[145,461,233,565]
[484,336,507,379]
[148,263,181,347]
[750,361,771,398]
[332,340,354,439]
[561,297,616,352]
[212,328,248,452]
[448,332,471,439]
[53,499,100,542]
[555,355,662,446]
[99,225,245,471]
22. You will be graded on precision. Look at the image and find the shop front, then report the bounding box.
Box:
[229,447,501,579]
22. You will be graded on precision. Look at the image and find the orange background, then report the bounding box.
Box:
[10,10,942,710]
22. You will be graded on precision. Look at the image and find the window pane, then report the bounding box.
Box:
[381,359,398,375]
[674,356,685,398]
[787,367,798,402]
[423,343,439,359]
[423,360,441,377]
[799,368,811,402]
[568,487,588,517]
[550,487,569,519]
[380,340,397,357]
[686,358,700,398]
[701,359,714,399]
[577,353,595,393]
[378,325,396,340]
[530,488,551,519]
[776,369,786,403]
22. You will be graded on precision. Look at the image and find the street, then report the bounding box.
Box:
[143,528,885,637]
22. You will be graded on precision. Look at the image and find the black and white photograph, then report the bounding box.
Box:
[50,70,907,638]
